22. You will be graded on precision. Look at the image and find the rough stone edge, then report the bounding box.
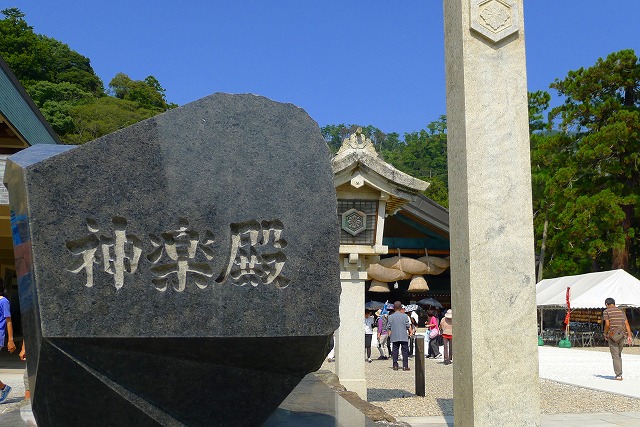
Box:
[0,397,30,415]
[313,370,411,426]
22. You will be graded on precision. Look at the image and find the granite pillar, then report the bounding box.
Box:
[335,256,367,399]
[443,1,541,425]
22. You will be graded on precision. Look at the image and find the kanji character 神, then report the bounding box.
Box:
[66,217,143,289]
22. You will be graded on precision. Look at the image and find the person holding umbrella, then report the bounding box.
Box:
[417,297,444,310]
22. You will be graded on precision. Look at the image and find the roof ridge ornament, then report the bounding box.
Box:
[335,127,379,157]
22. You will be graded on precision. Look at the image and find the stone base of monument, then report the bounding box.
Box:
[29,336,332,426]
[1,372,384,427]
[264,373,382,426]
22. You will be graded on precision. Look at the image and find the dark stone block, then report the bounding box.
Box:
[4,93,340,426]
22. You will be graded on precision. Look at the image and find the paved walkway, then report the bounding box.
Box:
[399,346,640,426]
[400,412,640,427]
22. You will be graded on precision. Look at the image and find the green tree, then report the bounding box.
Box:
[0,8,103,94]
[1,8,177,144]
[63,96,162,144]
[0,8,46,84]
[528,90,551,133]
[537,49,640,276]
[320,124,350,152]
[528,90,553,280]
[383,116,449,207]
[109,72,174,111]
[40,37,103,94]
[26,81,93,134]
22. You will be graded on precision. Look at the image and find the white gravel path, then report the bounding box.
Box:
[320,344,640,418]
[538,346,640,398]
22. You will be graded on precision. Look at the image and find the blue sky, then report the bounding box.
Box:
[5,1,640,135]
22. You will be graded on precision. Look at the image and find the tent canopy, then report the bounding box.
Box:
[536,269,640,309]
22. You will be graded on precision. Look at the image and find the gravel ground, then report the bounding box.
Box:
[320,344,640,419]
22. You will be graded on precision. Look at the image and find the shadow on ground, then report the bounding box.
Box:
[265,409,337,427]
[594,374,619,380]
[436,398,454,416]
[368,388,414,401]
[0,397,22,406]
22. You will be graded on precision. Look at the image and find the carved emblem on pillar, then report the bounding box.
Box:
[470,0,519,44]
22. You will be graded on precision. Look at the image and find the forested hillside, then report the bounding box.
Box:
[0,8,175,144]
[2,9,638,278]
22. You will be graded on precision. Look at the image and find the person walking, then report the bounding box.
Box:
[384,303,393,356]
[0,288,16,403]
[376,310,389,360]
[425,310,441,358]
[603,297,633,380]
[387,301,411,371]
[441,309,453,365]
[364,310,374,363]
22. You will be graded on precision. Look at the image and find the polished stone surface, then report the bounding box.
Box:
[264,373,379,426]
[444,0,540,425]
[0,373,380,427]
[4,93,341,426]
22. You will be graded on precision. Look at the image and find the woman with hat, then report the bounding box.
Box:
[441,309,453,365]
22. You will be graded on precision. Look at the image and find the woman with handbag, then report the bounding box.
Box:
[425,310,442,358]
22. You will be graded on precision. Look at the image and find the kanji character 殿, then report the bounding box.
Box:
[216,219,289,289]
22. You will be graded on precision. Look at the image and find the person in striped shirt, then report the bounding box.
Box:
[603,297,633,380]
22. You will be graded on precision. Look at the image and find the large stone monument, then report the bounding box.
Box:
[444,0,541,425]
[4,93,341,426]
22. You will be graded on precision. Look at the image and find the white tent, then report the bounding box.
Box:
[536,269,640,309]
